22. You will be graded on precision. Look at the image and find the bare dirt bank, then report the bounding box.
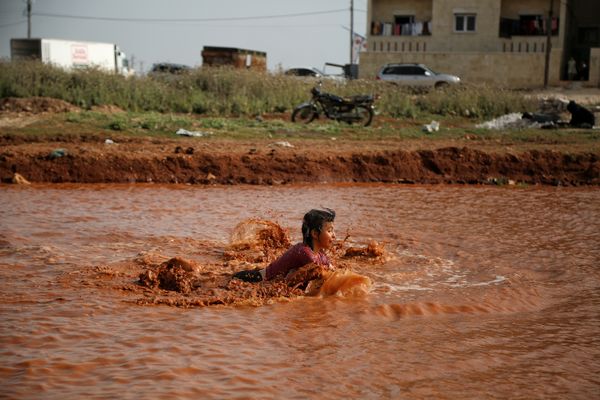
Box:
[1,93,599,186]
[1,134,598,186]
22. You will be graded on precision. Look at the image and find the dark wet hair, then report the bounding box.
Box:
[302,208,336,249]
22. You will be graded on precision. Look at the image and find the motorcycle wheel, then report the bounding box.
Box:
[354,105,374,127]
[291,105,317,124]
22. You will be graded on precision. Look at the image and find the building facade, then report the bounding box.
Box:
[360,0,600,87]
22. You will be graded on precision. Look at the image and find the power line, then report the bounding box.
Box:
[30,8,365,23]
[0,20,26,29]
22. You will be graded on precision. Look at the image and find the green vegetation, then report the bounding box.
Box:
[5,107,598,154]
[0,60,536,119]
[3,60,598,153]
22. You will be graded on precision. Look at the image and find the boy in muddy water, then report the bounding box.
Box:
[232,208,336,283]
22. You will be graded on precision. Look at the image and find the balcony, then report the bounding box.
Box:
[499,16,559,53]
[369,19,432,53]
[499,16,558,37]
[369,35,431,53]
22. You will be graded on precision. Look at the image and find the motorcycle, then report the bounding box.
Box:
[291,83,376,127]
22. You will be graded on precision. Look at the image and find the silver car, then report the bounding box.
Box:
[285,67,346,82]
[376,63,460,88]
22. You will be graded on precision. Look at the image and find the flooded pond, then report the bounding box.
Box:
[1,183,599,399]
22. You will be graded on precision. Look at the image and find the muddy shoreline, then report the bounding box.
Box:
[1,135,598,186]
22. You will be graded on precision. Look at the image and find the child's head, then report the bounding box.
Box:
[302,208,336,250]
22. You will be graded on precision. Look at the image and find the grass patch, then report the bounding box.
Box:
[1,60,539,120]
[1,61,597,153]
[2,110,599,153]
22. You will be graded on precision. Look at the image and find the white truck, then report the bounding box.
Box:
[10,38,132,76]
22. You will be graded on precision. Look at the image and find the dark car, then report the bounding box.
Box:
[284,67,323,78]
[376,63,460,88]
[150,63,191,74]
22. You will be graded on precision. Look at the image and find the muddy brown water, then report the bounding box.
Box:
[1,183,599,399]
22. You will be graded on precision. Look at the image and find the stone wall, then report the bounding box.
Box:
[360,49,565,88]
[430,0,501,52]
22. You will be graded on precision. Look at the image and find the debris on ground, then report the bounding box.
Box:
[48,148,68,159]
[12,173,30,185]
[476,112,566,130]
[477,98,598,130]
[175,128,213,137]
[476,113,528,129]
[537,97,569,114]
[422,121,440,133]
[270,141,294,148]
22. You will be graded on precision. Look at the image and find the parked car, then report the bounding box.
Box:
[285,67,323,78]
[285,67,346,82]
[376,63,460,88]
[150,62,191,74]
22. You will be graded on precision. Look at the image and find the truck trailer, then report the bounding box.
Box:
[10,38,132,76]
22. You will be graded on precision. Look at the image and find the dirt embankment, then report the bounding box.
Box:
[1,134,598,186]
[1,96,599,186]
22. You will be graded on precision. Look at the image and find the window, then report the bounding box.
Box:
[455,14,476,32]
[382,66,429,76]
[409,66,427,75]
[394,15,414,25]
[578,27,600,46]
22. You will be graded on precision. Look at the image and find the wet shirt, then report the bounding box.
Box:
[265,243,330,280]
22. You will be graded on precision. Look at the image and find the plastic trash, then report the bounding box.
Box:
[49,148,67,159]
[176,128,212,137]
[105,139,115,144]
[475,113,524,130]
[422,121,440,133]
[12,173,30,185]
[270,141,294,148]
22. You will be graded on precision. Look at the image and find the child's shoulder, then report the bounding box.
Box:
[287,242,313,256]
[290,242,309,252]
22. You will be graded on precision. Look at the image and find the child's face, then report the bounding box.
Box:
[313,221,336,250]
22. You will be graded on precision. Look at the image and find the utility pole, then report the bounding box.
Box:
[350,0,354,65]
[27,0,32,38]
[543,0,554,88]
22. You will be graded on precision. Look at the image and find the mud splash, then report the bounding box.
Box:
[223,218,291,263]
[88,219,381,307]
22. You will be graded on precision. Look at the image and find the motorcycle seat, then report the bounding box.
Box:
[347,95,373,103]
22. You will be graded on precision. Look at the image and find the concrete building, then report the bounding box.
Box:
[360,0,600,87]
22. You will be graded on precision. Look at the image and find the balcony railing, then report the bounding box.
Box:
[500,36,559,53]
[368,36,431,53]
